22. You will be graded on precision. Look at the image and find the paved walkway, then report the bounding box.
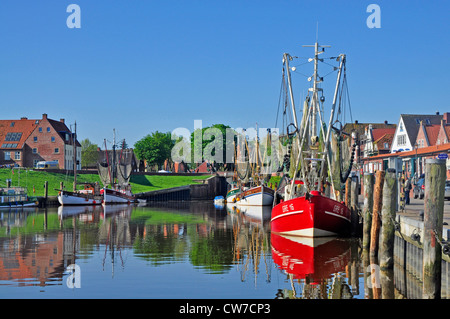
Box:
[399,197,450,228]
[358,195,450,239]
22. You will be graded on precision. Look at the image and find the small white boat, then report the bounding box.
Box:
[102,187,135,204]
[214,195,225,204]
[233,185,274,206]
[0,187,38,208]
[57,183,102,206]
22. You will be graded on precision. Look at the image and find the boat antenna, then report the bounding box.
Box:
[316,22,319,43]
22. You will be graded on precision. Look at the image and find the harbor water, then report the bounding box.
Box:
[0,201,448,299]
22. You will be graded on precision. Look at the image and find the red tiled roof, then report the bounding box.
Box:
[372,128,396,142]
[0,119,39,149]
[424,124,440,146]
[362,143,450,161]
[373,133,394,150]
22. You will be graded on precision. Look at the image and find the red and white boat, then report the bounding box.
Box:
[271,232,351,282]
[271,41,353,237]
[271,190,351,237]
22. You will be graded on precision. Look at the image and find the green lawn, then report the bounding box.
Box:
[0,168,211,196]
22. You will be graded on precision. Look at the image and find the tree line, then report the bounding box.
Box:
[80,124,234,171]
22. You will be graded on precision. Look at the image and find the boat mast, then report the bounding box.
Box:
[302,41,330,143]
[283,53,299,133]
[112,129,116,186]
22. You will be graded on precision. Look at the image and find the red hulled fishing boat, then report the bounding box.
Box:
[271,40,354,237]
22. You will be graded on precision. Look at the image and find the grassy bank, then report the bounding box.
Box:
[0,168,212,197]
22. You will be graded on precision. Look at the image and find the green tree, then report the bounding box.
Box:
[80,138,99,169]
[134,131,174,169]
[190,124,236,169]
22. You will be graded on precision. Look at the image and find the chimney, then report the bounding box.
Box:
[20,117,28,120]
[355,120,358,124]
[42,113,48,120]
[60,118,65,124]
[436,111,440,115]
[384,120,388,124]
[444,112,450,124]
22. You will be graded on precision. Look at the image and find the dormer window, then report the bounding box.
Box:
[10,122,14,127]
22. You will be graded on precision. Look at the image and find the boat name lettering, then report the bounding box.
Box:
[333,205,344,215]
[282,203,295,213]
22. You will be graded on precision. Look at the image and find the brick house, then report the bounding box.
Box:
[0,114,81,169]
[415,121,440,149]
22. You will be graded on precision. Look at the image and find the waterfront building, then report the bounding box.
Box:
[0,113,81,169]
[390,113,446,153]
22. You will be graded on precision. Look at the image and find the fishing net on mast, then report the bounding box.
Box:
[235,131,250,183]
[98,161,112,187]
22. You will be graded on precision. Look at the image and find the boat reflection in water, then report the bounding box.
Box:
[271,233,353,298]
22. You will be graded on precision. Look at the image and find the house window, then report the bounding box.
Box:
[397,135,406,146]
[47,127,51,133]
[4,152,10,160]
[39,127,43,132]
[32,148,38,154]
[14,152,20,160]
[54,148,59,154]
[384,142,389,149]
[51,136,55,142]
[34,136,38,142]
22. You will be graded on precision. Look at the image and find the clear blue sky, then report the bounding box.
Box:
[0,0,449,148]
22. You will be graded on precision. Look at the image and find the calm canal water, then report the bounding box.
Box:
[0,201,368,299]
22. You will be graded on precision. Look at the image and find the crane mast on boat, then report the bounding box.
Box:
[283,41,347,201]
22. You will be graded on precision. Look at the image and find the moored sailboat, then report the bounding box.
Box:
[227,128,274,206]
[271,40,353,237]
[98,132,136,205]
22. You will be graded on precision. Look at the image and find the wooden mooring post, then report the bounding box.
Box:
[379,168,397,271]
[422,158,446,299]
[362,173,374,251]
[44,181,48,206]
[350,176,360,236]
[370,170,385,258]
